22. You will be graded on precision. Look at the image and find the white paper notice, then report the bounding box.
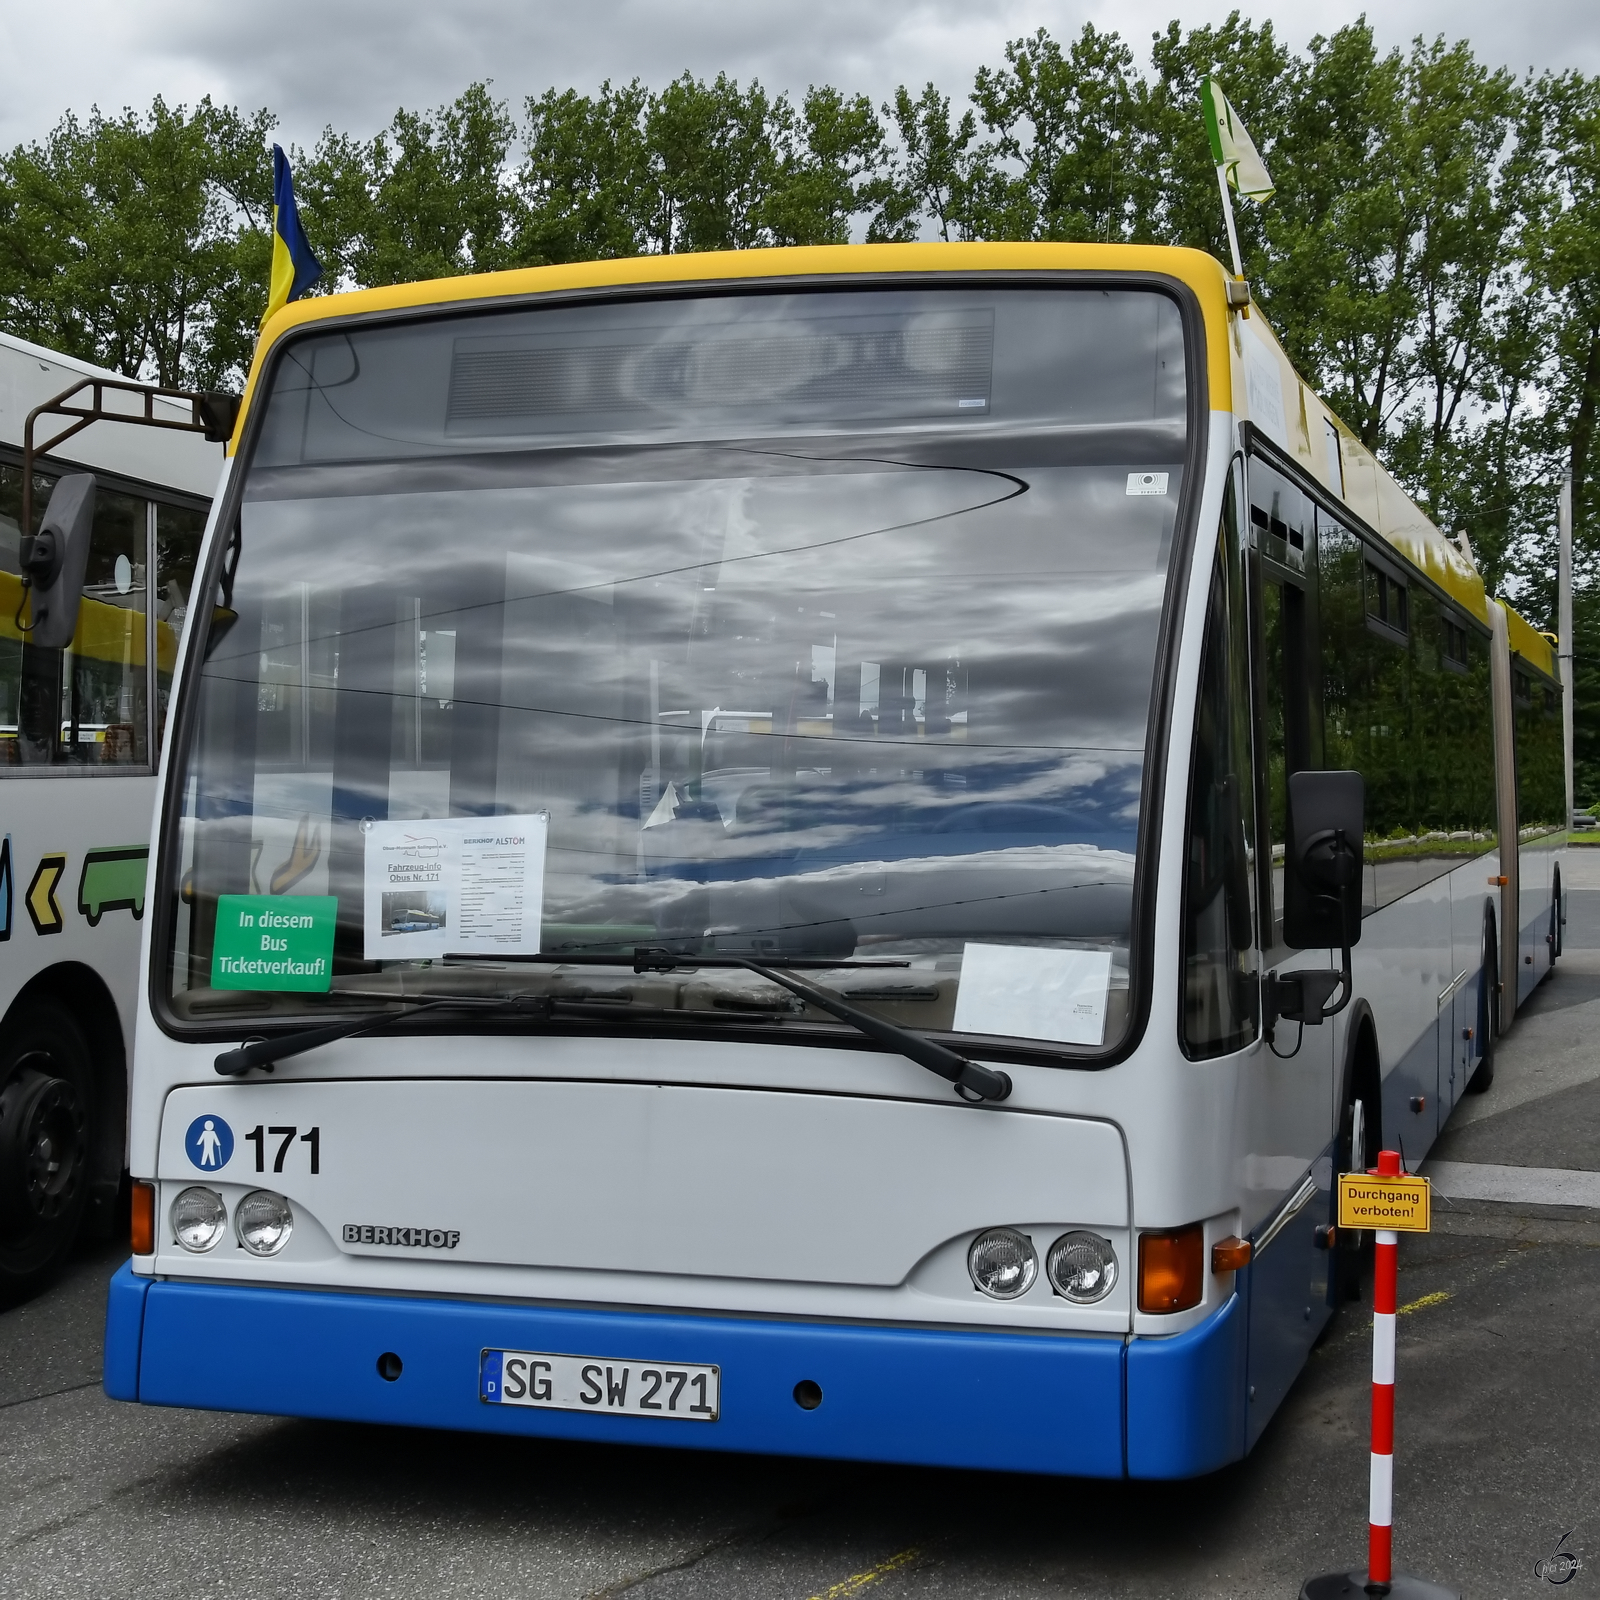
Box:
[952,944,1113,1047]
[362,814,549,960]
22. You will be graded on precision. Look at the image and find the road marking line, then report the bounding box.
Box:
[809,1547,920,1599]
[1397,1291,1450,1315]
[1422,1161,1600,1208]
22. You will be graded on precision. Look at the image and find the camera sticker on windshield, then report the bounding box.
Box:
[361,814,549,960]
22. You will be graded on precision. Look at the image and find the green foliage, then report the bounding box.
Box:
[299,82,521,287]
[970,26,1152,243]
[0,97,273,387]
[1,30,1596,670]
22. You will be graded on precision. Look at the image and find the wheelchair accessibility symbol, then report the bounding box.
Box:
[186,1115,234,1171]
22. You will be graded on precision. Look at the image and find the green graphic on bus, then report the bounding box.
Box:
[212,895,337,991]
[77,845,149,926]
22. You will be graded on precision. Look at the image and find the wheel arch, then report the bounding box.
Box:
[1481,896,1500,1037]
[1337,997,1382,1157]
[2,962,127,1233]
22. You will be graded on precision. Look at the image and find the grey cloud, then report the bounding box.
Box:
[3,0,1597,154]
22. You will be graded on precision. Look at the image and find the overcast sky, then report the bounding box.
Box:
[2,0,1596,154]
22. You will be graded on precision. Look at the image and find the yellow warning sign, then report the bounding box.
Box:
[1338,1172,1431,1232]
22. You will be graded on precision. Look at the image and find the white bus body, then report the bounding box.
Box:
[106,246,1561,1475]
[0,332,219,1296]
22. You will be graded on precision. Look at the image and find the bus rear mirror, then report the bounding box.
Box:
[1284,769,1364,951]
[197,391,241,444]
[20,473,97,649]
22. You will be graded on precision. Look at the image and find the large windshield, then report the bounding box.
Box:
[163,286,1190,1055]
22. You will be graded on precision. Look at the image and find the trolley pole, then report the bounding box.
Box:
[1560,471,1574,827]
[1302,1153,1457,1600]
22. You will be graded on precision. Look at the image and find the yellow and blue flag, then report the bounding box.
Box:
[264,144,322,324]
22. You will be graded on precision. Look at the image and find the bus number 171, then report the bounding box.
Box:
[244,1125,320,1175]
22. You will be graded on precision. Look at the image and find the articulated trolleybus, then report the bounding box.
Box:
[109,245,1562,1476]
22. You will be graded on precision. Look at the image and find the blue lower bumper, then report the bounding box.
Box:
[105,1264,1244,1478]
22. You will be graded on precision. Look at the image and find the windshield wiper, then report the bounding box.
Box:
[442,951,910,970]
[213,996,557,1076]
[212,987,800,1076]
[213,958,1013,1104]
[631,947,1011,1104]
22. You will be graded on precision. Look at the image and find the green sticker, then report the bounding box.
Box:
[212,895,338,991]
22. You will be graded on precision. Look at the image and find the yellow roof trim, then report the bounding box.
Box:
[1504,603,1558,679]
[230,242,1237,453]
[1227,300,1500,631]
[228,239,1548,661]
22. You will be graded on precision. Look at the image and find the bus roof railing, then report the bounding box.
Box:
[21,377,239,532]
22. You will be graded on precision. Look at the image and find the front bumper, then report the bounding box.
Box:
[105,1264,1244,1478]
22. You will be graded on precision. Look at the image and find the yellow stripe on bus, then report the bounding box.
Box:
[1,570,179,670]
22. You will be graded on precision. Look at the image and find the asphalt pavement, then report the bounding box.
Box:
[4,869,1599,1599]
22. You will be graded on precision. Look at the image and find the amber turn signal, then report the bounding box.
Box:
[1211,1235,1252,1273]
[131,1180,155,1256]
[1138,1224,1204,1313]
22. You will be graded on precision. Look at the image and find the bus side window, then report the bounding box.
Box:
[1256,574,1315,944]
[155,503,208,749]
[0,464,32,765]
[69,488,150,766]
[3,475,150,769]
[1249,458,1319,949]
[1316,511,1374,914]
[1182,488,1258,1058]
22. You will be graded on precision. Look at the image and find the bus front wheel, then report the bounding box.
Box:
[0,1003,95,1304]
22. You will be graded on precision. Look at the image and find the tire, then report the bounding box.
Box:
[1551,867,1564,961]
[1335,1067,1377,1301]
[0,1001,97,1305]
[1467,909,1498,1095]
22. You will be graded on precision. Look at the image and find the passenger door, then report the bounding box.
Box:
[1241,455,1337,1442]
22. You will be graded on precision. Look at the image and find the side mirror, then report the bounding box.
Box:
[1284,769,1364,950]
[197,392,241,444]
[19,473,97,649]
[1268,770,1364,1035]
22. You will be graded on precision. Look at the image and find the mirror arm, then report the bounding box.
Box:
[1264,944,1353,1035]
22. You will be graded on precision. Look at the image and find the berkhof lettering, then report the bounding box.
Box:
[344,1223,461,1249]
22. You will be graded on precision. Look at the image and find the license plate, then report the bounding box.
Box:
[480,1348,720,1420]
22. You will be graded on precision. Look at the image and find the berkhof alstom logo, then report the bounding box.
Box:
[343,1224,461,1249]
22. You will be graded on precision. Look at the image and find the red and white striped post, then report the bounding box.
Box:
[1301,1150,1458,1600]
[1367,1148,1401,1591]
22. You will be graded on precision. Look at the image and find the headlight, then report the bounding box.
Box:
[171,1186,226,1253]
[1047,1231,1119,1303]
[236,1189,294,1257]
[967,1227,1037,1299]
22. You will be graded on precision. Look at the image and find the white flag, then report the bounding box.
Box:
[1203,78,1274,203]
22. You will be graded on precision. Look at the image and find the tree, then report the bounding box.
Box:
[870,84,986,241]
[298,83,520,289]
[0,97,273,388]
[1523,72,1600,577]
[1144,12,1293,257]
[517,80,656,263]
[761,87,888,247]
[971,25,1154,244]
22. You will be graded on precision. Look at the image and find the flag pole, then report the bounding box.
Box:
[1216,163,1245,282]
